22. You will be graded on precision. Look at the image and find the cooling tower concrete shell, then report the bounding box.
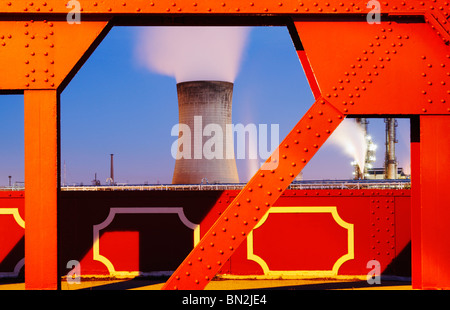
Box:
[172,81,240,184]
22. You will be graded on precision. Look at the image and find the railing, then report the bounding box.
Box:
[0,179,411,192]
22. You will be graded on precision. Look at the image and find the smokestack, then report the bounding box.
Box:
[106,154,115,185]
[384,118,398,179]
[172,81,239,184]
[110,154,114,184]
[354,118,368,179]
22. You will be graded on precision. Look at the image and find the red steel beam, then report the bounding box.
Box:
[0,0,445,16]
[24,90,60,290]
[416,116,450,289]
[410,117,422,289]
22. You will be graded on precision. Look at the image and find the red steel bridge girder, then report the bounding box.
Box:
[0,0,449,290]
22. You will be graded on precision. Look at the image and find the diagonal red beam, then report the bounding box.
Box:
[162,97,345,290]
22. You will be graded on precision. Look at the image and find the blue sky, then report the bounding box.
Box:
[0,26,410,186]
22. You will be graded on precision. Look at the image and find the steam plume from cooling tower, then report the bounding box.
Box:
[136,27,251,83]
[328,119,368,174]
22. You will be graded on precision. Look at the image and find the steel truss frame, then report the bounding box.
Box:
[1,0,449,289]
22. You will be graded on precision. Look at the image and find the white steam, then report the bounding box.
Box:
[135,26,251,83]
[327,119,368,173]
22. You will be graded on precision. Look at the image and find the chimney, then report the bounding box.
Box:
[384,118,398,179]
[106,154,115,185]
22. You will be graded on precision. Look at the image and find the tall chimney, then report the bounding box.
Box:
[172,81,239,184]
[110,154,115,185]
[384,118,398,179]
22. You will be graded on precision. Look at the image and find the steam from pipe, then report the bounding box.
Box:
[327,119,368,174]
[135,26,251,83]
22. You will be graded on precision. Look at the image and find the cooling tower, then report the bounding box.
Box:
[172,81,239,184]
